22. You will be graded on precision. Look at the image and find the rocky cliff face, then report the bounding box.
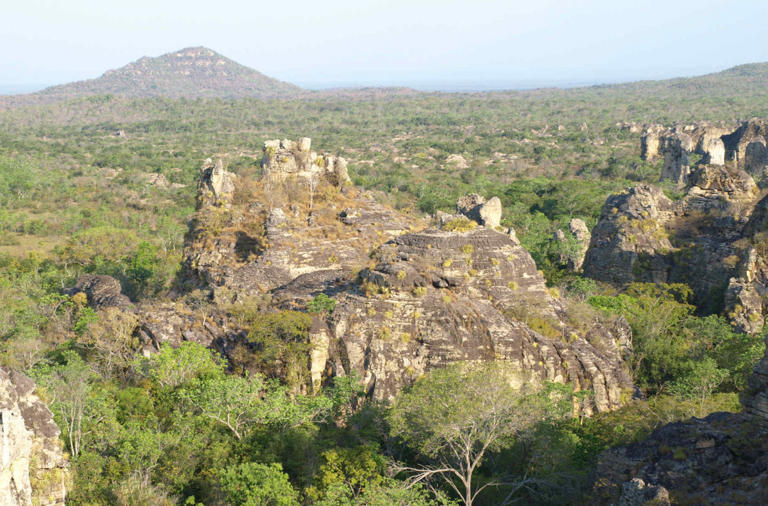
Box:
[584,158,765,326]
[641,119,768,186]
[0,368,68,506]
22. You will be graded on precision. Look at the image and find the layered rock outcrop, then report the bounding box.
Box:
[67,274,132,310]
[642,119,768,187]
[584,160,765,322]
[261,138,350,187]
[170,139,634,412]
[0,368,68,506]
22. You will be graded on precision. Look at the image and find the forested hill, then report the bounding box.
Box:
[593,62,768,97]
[16,46,302,102]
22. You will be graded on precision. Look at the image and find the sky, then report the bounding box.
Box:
[3,0,768,92]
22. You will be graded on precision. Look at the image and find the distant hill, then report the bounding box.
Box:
[589,62,768,97]
[27,47,302,102]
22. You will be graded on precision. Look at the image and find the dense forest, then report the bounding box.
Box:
[3,60,768,504]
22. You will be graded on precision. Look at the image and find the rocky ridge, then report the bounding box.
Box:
[641,119,768,187]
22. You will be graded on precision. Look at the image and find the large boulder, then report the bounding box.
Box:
[198,158,235,208]
[701,136,725,166]
[0,368,68,505]
[455,194,503,228]
[554,218,591,271]
[324,227,632,413]
[583,185,675,285]
[640,129,662,162]
[70,274,132,310]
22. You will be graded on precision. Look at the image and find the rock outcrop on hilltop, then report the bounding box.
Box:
[584,132,768,326]
[0,368,68,506]
[104,137,635,413]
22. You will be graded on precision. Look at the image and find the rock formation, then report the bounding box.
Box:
[583,158,765,323]
[67,274,133,310]
[587,119,768,501]
[454,193,503,228]
[643,119,768,185]
[554,218,591,271]
[660,132,692,185]
[583,185,675,286]
[163,140,634,412]
[198,157,236,207]
[261,138,350,187]
[640,126,663,162]
[0,368,68,505]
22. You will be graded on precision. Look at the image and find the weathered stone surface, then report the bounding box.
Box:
[455,193,502,228]
[176,149,633,414]
[702,136,725,166]
[745,137,768,176]
[640,129,662,162]
[618,478,670,506]
[198,158,235,208]
[69,274,132,310]
[554,218,591,271]
[261,137,351,187]
[591,412,768,505]
[584,161,763,320]
[0,368,68,506]
[723,118,768,168]
[326,227,631,413]
[660,132,691,185]
[583,185,675,285]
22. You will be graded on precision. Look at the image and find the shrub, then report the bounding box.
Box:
[217,462,299,506]
[442,217,477,232]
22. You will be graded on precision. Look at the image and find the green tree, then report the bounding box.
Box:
[388,362,549,506]
[134,342,225,389]
[217,462,299,506]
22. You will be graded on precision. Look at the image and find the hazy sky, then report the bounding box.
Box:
[4,0,768,91]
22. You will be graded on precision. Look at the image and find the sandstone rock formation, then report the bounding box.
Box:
[640,126,664,162]
[660,132,692,185]
[261,138,350,187]
[68,274,132,310]
[277,227,631,413]
[554,218,591,271]
[583,185,675,286]
[173,141,635,413]
[454,193,503,228]
[0,368,68,505]
[644,119,768,184]
[198,157,236,208]
[583,160,766,322]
